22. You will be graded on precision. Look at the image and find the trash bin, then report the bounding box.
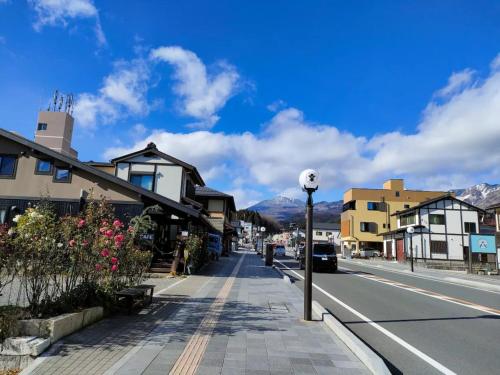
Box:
[265,244,274,266]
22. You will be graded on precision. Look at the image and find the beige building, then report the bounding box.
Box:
[34,111,78,158]
[340,179,452,257]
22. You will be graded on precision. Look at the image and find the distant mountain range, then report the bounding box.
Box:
[453,183,500,208]
[247,196,343,225]
[246,183,500,225]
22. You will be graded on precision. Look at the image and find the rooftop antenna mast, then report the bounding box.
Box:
[58,94,64,112]
[51,90,59,112]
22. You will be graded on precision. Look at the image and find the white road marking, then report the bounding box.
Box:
[275,259,457,375]
[340,259,500,295]
[339,267,500,317]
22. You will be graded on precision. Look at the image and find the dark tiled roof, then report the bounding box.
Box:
[391,194,485,216]
[195,186,232,198]
[312,222,340,230]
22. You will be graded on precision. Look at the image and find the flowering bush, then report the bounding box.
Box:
[10,204,60,316]
[3,198,153,317]
[0,224,16,298]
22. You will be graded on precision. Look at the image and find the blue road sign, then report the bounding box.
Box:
[470,234,497,254]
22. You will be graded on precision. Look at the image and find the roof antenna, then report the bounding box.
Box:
[58,94,64,112]
[52,90,59,112]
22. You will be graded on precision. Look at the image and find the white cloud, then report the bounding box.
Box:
[435,68,475,98]
[29,0,106,45]
[104,53,500,207]
[491,53,500,71]
[267,99,287,112]
[150,46,240,128]
[73,59,150,129]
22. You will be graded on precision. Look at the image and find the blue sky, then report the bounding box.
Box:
[1,1,500,207]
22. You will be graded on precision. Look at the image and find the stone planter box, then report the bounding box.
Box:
[1,306,103,370]
[16,306,103,343]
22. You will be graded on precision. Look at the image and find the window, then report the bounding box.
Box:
[430,240,447,254]
[383,223,386,229]
[316,231,323,236]
[0,209,7,224]
[35,159,52,175]
[395,191,400,197]
[360,222,372,232]
[342,200,356,212]
[404,204,410,209]
[429,214,445,225]
[464,222,477,233]
[326,231,332,236]
[53,167,71,183]
[37,123,48,131]
[130,174,154,191]
[0,155,17,177]
[367,202,378,210]
[400,213,416,226]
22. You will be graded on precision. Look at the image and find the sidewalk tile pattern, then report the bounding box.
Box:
[27,251,368,375]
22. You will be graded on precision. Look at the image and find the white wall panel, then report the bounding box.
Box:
[155,165,183,202]
[117,163,129,180]
[130,163,155,172]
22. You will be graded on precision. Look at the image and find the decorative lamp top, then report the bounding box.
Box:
[260,227,266,232]
[406,226,415,234]
[299,169,319,191]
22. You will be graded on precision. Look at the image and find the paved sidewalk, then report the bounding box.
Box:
[26,250,369,375]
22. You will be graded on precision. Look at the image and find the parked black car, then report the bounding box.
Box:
[299,243,337,272]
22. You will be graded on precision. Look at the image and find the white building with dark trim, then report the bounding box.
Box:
[380,195,489,271]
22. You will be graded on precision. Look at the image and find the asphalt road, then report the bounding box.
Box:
[275,252,500,375]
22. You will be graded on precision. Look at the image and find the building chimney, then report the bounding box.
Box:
[34,91,78,158]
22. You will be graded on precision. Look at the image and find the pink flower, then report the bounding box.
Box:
[127,226,134,233]
[69,239,76,247]
[113,219,123,228]
[82,240,89,247]
[111,257,119,265]
[95,264,102,271]
[111,264,118,272]
[99,227,108,234]
[101,220,109,226]
[100,248,110,257]
[114,234,125,244]
[77,219,86,228]
[105,229,114,238]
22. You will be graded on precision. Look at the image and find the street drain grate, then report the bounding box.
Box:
[268,302,289,312]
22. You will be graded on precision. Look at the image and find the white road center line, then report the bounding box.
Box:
[274,259,457,375]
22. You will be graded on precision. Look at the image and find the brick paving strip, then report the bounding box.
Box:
[169,254,246,375]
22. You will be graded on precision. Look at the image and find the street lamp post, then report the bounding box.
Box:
[299,169,319,321]
[260,226,266,255]
[406,226,415,272]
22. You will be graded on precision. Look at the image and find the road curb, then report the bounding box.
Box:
[443,277,500,292]
[272,264,292,284]
[312,300,390,375]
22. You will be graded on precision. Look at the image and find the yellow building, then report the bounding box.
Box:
[340,179,452,257]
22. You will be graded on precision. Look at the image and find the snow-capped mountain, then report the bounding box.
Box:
[247,196,305,220]
[454,183,500,208]
[247,196,343,223]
